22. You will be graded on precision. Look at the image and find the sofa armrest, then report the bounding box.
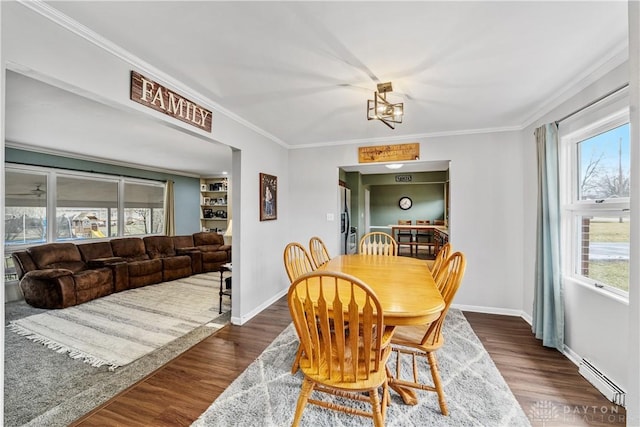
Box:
[87,258,128,292]
[87,257,125,267]
[24,268,74,280]
[176,248,203,274]
[20,269,76,309]
[220,244,231,262]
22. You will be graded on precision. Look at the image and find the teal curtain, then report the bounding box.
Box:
[533,123,564,351]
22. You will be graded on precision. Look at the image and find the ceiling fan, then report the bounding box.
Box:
[8,184,47,198]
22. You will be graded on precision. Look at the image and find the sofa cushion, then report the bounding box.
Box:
[193,232,224,247]
[127,258,163,277]
[110,238,150,262]
[73,268,113,292]
[143,236,176,258]
[172,235,195,249]
[27,243,86,273]
[78,241,115,262]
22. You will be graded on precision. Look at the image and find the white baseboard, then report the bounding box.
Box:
[231,287,288,325]
[454,303,529,320]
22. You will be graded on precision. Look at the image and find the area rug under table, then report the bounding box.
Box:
[192,309,531,427]
[9,272,227,370]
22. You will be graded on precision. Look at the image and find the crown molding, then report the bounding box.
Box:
[291,124,523,149]
[16,0,289,149]
[519,44,628,129]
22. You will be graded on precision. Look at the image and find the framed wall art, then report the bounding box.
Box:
[259,173,277,221]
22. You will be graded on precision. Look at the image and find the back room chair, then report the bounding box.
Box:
[396,220,414,256]
[359,232,398,256]
[415,219,435,256]
[288,271,395,427]
[388,251,466,415]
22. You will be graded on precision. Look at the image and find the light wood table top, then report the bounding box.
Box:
[388,224,448,234]
[318,254,444,326]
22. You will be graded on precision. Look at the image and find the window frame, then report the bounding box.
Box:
[560,108,630,299]
[4,163,165,252]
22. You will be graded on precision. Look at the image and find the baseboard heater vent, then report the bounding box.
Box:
[579,358,626,407]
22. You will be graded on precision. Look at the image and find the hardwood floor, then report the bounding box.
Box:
[464,311,626,427]
[71,299,626,426]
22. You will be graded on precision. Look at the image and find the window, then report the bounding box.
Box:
[4,164,166,279]
[124,182,165,236]
[5,169,47,246]
[561,117,630,297]
[56,175,119,241]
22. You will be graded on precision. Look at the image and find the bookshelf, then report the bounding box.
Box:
[200,177,228,233]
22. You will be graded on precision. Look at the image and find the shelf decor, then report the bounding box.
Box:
[259,173,277,221]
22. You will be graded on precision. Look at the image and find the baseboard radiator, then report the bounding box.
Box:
[579,358,626,407]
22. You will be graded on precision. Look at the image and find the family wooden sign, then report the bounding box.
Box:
[358,142,420,163]
[130,71,212,132]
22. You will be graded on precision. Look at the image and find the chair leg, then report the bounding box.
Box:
[369,386,384,427]
[292,377,315,426]
[427,351,449,416]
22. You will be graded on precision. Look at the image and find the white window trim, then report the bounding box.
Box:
[559,108,630,300]
[4,163,165,250]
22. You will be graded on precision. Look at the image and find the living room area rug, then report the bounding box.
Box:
[192,309,531,427]
[9,272,227,370]
[5,271,231,427]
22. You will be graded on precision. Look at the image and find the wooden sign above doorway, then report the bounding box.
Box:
[130,71,212,132]
[358,142,420,163]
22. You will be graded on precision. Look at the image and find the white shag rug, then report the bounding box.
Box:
[9,272,228,370]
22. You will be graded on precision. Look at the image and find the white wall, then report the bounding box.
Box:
[0,2,291,325]
[290,130,527,314]
[521,62,630,391]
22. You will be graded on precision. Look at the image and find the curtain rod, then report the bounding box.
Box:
[555,83,629,125]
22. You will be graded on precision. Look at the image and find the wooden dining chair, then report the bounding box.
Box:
[283,242,316,283]
[415,219,435,256]
[387,251,466,416]
[396,220,414,256]
[308,236,331,268]
[359,232,398,256]
[288,271,394,427]
[427,242,452,278]
[283,242,316,374]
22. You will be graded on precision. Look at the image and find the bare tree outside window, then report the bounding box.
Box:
[578,124,630,200]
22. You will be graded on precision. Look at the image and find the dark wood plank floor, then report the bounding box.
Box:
[71,298,626,426]
[464,311,626,427]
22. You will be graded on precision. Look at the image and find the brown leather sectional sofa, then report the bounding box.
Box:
[11,232,231,309]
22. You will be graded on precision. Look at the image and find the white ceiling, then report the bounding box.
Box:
[5,1,629,176]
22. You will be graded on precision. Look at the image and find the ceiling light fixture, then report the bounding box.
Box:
[385,163,403,170]
[367,82,404,129]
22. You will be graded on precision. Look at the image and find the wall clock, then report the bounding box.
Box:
[399,196,412,210]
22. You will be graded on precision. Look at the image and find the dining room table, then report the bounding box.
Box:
[317,253,445,404]
[388,224,449,255]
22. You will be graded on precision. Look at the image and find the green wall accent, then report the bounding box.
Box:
[369,184,445,228]
[5,148,201,235]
